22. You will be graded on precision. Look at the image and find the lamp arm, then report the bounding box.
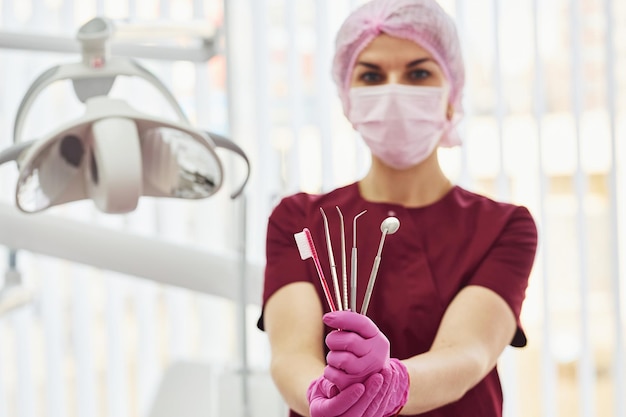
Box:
[0,140,36,165]
[205,131,251,199]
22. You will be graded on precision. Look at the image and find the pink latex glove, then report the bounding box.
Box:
[365,358,410,417]
[308,362,409,417]
[307,374,381,417]
[323,311,390,390]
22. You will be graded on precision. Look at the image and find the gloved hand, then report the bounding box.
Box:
[307,373,381,417]
[322,311,390,390]
[321,311,410,416]
[367,358,409,416]
[308,362,409,417]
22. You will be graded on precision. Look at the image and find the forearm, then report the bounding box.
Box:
[270,353,326,416]
[264,282,327,415]
[393,286,517,414]
[398,345,490,414]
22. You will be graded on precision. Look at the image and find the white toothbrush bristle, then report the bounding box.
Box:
[294,229,314,260]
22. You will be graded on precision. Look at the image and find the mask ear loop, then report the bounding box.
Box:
[446,104,454,121]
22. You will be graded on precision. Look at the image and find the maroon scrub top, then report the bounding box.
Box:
[258,182,538,417]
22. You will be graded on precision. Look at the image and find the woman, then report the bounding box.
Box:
[257,0,538,416]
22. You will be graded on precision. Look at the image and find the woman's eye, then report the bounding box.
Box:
[408,69,431,80]
[360,72,383,83]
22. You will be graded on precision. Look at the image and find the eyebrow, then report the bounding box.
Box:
[355,57,433,70]
[406,58,433,67]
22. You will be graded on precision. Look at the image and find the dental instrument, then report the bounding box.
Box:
[336,206,348,310]
[350,210,367,312]
[360,216,400,316]
[294,228,337,312]
[320,208,343,311]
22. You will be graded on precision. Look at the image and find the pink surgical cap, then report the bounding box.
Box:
[332,0,465,146]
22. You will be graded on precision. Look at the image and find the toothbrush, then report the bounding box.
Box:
[336,206,348,310]
[320,208,343,311]
[361,217,400,316]
[294,228,337,312]
[350,210,367,312]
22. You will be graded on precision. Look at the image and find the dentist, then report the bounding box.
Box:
[258,1,538,416]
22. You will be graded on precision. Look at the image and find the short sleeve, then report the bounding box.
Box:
[468,206,538,347]
[257,194,314,331]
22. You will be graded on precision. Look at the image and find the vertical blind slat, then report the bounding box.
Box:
[135,282,159,417]
[222,4,253,412]
[96,0,105,17]
[41,269,67,417]
[531,0,559,415]
[347,1,369,180]
[167,290,191,360]
[106,278,128,417]
[491,0,509,201]
[160,0,170,18]
[128,0,137,17]
[453,0,471,188]
[14,311,35,417]
[490,4,516,415]
[314,0,334,191]
[60,0,74,32]
[0,322,6,417]
[72,273,97,417]
[250,0,276,215]
[237,197,252,417]
[603,0,626,415]
[285,0,303,193]
[569,0,596,415]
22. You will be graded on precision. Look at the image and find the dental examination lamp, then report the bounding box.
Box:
[0,17,250,214]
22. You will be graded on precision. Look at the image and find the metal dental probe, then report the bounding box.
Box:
[320,207,343,311]
[336,206,348,310]
[350,210,367,312]
[360,216,400,316]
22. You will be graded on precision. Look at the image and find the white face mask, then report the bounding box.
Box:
[348,84,451,170]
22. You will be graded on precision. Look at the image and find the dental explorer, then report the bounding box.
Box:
[360,216,400,316]
[336,206,348,311]
[350,210,367,312]
[320,207,343,311]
